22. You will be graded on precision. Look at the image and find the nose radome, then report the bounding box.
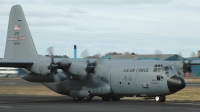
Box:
[167,75,186,93]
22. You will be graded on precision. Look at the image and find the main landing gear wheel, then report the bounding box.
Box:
[102,96,110,101]
[84,96,93,101]
[154,96,166,102]
[73,97,83,101]
[111,96,120,101]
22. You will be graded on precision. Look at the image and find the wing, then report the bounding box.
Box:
[0,60,33,67]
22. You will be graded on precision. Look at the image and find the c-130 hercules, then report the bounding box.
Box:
[0,5,186,102]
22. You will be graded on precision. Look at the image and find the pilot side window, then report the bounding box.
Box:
[164,66,169,71]
[169,66,174,70]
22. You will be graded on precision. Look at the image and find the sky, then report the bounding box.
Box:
[0,0,200,58]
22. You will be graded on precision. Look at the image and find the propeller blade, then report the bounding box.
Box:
[178,52,184,62]
[47,47,54,63]
[191,51,196,58]
[47,47,58,73]
[80,49,89,58]
[190,51,196,62]
[154,49,162,60]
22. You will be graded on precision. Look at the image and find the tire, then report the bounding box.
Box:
[111,96,120,101]
[73,97,82,101]
[160,96,166,102]
[84,96,92,101]
[102,96,110,101]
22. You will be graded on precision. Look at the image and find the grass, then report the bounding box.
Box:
[0,86,63,96]
[166,86,200,101]
[184,78,200,83]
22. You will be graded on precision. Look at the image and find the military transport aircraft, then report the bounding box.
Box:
[0,5,186,102]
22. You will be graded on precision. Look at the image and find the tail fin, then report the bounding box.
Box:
[4,5,39,60]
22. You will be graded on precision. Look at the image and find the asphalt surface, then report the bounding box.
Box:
[0,95,200,112]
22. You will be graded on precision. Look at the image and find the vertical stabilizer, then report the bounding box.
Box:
[4,5,39,60]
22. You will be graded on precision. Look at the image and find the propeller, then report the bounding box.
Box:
[47,47,59,73]
[179,52,196,74]
[80,49,104,79]
[80,49,95,74]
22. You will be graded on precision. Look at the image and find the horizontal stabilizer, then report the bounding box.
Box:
[0,60,33,67]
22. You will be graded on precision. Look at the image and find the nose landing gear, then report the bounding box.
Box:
[154,96,166,102]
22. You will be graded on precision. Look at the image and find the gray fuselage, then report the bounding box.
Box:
[41,59,182,98]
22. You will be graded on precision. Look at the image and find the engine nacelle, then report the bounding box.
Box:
[68,62,87,75]
[30,61,51,75]
[21,72,66,82]
[70,90,90,98]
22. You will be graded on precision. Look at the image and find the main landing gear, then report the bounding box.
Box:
[73,96,93,101]
[102,96,120,101]
[154,96,166,102]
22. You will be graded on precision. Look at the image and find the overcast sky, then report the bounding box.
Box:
[0,0,200,58]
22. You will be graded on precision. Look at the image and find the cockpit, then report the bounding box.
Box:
[164,66,174,71]
[153,64,178,77]
[153,64,174,72]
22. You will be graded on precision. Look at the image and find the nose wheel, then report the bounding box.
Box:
[154,96,166,102]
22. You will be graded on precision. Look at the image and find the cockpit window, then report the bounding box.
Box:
[161,65,164,71]
[164,66,174,71]
[153,64,164,72]
[153,68,157,72]
[169,66,174,70]
[164,66,169,71]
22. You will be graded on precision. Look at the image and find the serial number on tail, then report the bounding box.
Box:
[14,42,20,45]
